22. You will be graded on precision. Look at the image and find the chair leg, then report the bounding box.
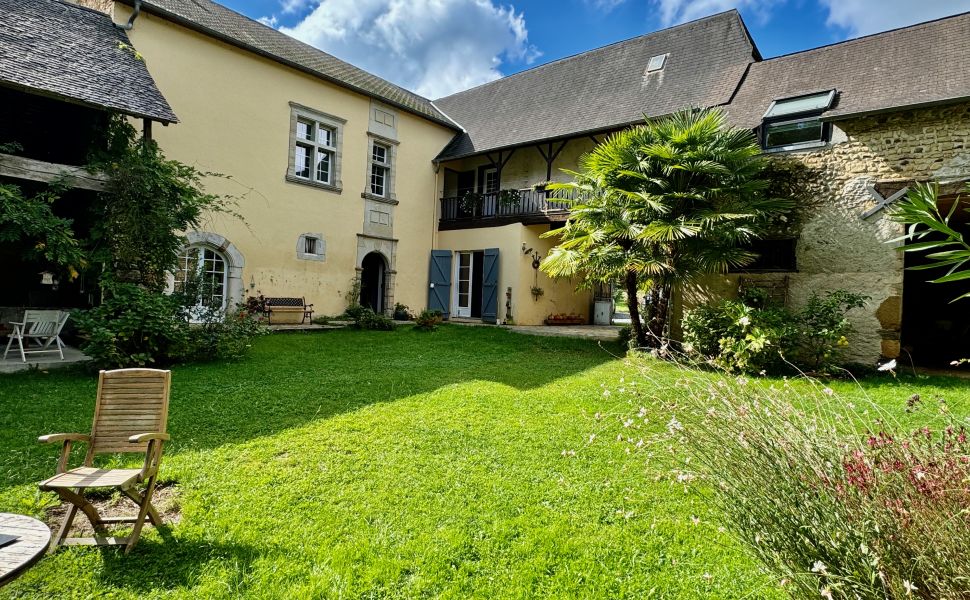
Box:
[2,333,13,361]
[56,336,65,360]
[50,503,78,552]
[125,479,158,554]
[121,488,161,526]
[17,334,25,363]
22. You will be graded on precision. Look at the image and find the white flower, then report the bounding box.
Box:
[903,580,917,595]
[811,561,827,574]
[877,359,897,372]
[821,587,833,599]
[738,316,751,327]
[667,416,683,433]
[822,387,834,396]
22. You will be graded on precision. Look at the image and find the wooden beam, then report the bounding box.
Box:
[0,153,107,192]
[588,135,600,145]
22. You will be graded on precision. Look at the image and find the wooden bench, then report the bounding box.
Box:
[262,297,313,324]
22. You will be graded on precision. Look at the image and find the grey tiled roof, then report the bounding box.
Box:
[0,0,177,123]
[133,0,456,128]
[434,11,759,161]
[725,11,970,128]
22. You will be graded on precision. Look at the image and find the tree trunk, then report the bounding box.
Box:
[625,269,647,348]
[646,282,672,347]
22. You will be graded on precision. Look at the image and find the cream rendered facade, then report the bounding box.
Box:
[434,137,601,324]
[113,5,456,321]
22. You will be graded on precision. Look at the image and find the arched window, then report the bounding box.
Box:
[175,246,228,311]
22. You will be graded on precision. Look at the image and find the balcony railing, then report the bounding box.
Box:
[439,188,577,228]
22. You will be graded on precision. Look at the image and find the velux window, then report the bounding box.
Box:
[762,90,836,152]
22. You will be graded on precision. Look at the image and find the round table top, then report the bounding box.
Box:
[0,513,50,587]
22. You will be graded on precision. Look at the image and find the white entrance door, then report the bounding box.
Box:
[175,245,229,321]
[454,251,473,318]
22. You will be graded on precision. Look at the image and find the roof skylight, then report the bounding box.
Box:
[646,54,667,72]
[763,90,836,119]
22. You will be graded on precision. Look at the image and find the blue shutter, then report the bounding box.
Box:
[428,250,452,318]
[482,248,499,324]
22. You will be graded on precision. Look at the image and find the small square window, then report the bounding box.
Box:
[304,236,320,255]
[646,54,667,72]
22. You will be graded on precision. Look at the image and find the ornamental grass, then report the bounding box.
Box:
[646,362,970,599]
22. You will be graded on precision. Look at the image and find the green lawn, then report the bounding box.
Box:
[1,326,966,598]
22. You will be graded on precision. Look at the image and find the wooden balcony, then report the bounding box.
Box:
[439,188,576,230]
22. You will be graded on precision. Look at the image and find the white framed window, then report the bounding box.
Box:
[482,168,499,194]
[287,103,345,191]
[370,141,390,197]
[762,90,836,152]
[174,246,228,311]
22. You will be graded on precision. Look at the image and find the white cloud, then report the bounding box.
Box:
[818,0,970,36]
[278,0,540,98]
[280,0,312,14]
[586,0,628,12]
[651,0,783,26]
[258,15,279,27]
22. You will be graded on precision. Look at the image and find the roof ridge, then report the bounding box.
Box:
[761,9,970,63]
[434,9,745,102]
[129,0,456,126]
[186,0,437,105]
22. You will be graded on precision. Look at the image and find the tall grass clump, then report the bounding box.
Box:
[651,364,970,598]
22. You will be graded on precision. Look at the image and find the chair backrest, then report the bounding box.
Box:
[87,369,171,457]
[23,310,68,337]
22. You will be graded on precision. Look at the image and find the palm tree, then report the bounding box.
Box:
[542,108,792,348]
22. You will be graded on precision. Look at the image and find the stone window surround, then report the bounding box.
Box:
[361,133,399,204]
[285,101,346,194]
[296,232,326,262]
[166,231,246,309]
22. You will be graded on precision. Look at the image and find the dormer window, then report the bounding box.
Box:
[761,90,836,152]
[646,54,667,72]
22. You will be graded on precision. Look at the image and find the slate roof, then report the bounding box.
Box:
[725,11,970,128]
[0,0,177,123]
[433,11,759,161]
[129,0,457,128]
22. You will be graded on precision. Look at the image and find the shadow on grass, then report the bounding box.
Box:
[92,535,262,594]
[0,325,622,487]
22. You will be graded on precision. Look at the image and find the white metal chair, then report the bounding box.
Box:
[3,310,70,362]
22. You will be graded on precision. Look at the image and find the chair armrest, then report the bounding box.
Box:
[9,321,25,326]
[38,433,91,443]
[129,432,171,443]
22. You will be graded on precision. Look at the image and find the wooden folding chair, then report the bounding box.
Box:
[3,310,70,362]
[38,369,172,554]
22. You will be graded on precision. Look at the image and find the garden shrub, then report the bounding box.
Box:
[662,368,970,600]
[357,309,395,331]
[344,305,395,330]
[393,303,413,321]
[183,308,268,362]
[72,283,189,368]
[682,289,868,374]
[414,309,443,331]
[74,283,268,368]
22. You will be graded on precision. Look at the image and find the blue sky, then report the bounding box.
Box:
[221,0,970,98]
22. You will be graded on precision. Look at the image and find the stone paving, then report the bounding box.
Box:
[0,345,91,374]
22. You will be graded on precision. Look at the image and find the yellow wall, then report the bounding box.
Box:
[435,224,590,325]
[121,7,456,318]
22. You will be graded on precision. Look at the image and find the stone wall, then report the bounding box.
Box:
[682,102,970,364]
